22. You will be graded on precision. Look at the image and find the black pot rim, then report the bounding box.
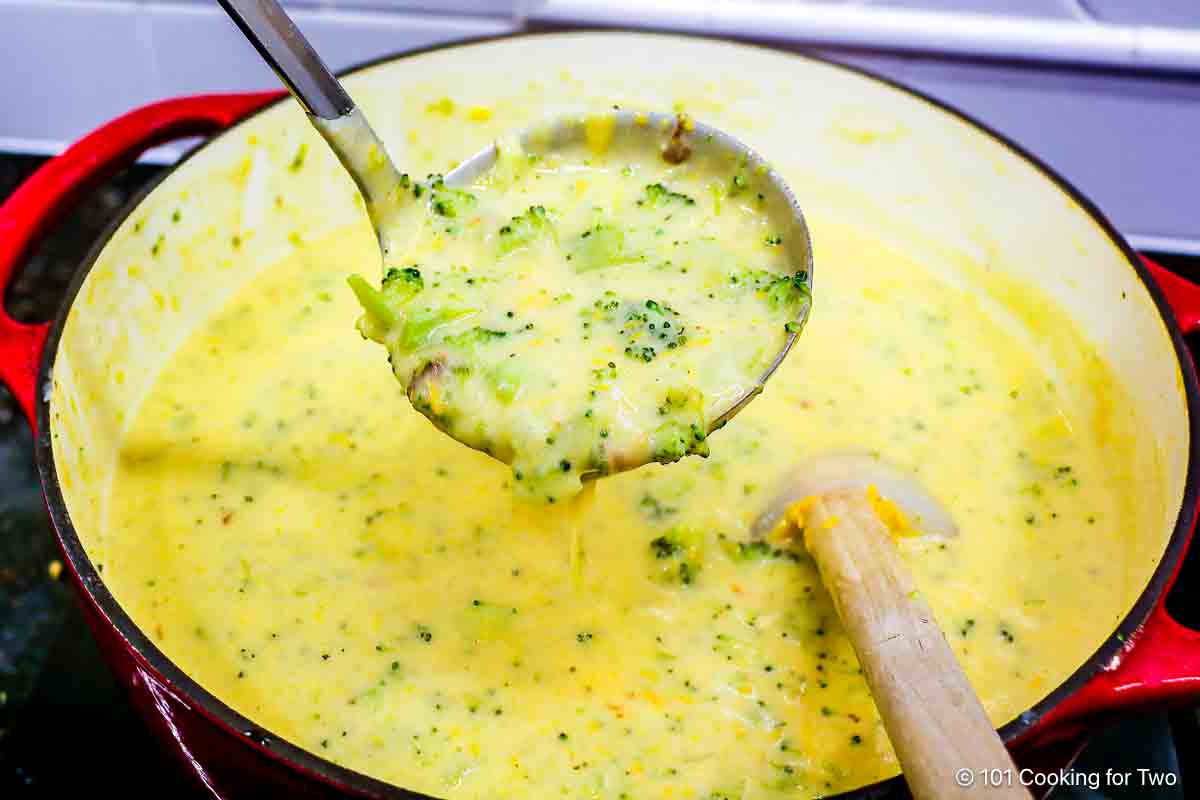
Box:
[30,28,1200,800]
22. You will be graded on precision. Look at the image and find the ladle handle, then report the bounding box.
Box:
[217,0,353,120]
[218,0,408,260]
[805,493,1031,800]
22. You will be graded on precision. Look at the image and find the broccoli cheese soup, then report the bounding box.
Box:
[342,120,809,503]
[102,207,1152,799]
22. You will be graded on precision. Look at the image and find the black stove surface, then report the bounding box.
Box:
[0,153,1196,798]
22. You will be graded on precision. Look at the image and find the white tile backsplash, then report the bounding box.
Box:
[285,6,516,73]
[331,0,517,17]
[860,0,1075,19]
[0,0,517,152]
[146,4,281,96]
[144,3,515,97]
[1080,0,1200,28]
[0,1,156,150]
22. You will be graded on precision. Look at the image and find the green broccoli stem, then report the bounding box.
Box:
[347,274,396,328]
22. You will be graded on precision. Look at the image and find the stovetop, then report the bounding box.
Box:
[0,153,1197,798]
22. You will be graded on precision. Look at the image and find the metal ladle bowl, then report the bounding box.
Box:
[447,110,814,433]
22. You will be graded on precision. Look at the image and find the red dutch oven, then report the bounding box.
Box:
[2,32,1200,799]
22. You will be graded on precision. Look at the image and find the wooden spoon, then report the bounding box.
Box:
[755,453,1031,800]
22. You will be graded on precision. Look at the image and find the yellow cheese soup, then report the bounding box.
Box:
[104,213,1151,798]
[344,125,809,503]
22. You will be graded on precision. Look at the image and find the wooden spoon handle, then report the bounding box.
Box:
[805,492,1031,800]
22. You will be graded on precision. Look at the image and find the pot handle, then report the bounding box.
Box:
[1030,603,1200,744]
[1146,258,1200,334]
[1027,256,1200,744]
[0,92,281,431]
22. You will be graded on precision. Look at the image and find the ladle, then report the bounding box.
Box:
[219,0,812,447]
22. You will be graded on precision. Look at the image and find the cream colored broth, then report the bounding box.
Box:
[343,127,807,502]
[104,212,1147,798]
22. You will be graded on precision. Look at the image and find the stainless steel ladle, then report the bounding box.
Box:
[218,0,813,440]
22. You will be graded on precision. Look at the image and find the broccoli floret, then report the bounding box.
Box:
[650,536,682,559]
[728,172,748,196]
[570,223,632,272]
[661,386,702,412]
[723,537,801,563]
[762,270,810,310]
[382,265,424,298]
[648,526,704,586]
[427,175,478,218]
[721,268,810,312]
[581,291,621,323]
[651,420,709,463]
[497,205,553,256]
[400,306,478,349]
[638,182,697,209]
[717,267,775,299]
[441,326,508,351]
[348,266,441,344]
[650,387,708,462]
[620,299,686,362]
[734,540,782,561]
